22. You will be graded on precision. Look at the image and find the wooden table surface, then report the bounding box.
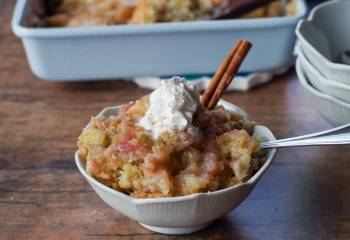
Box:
[2,1,350,239]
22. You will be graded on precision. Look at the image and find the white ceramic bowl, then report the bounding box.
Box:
[298,48,350,103]
[296,0,350,85]
[296,58,350,126]
[75,100,277,235]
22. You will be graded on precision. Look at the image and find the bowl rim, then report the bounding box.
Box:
[75,101,277,204]
[13,0,307,38]
[298,48,350,91]
[296,57,350,109]
[295,0,350,71]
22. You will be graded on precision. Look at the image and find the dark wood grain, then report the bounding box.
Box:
[1,1,350,239]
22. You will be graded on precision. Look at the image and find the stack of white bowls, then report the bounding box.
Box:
[295,0,350,126]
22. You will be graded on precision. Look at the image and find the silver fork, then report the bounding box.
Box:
[260,123,350,149]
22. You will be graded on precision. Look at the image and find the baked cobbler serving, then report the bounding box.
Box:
[77,77,264,198]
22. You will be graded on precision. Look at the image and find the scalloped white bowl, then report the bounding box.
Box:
[298,49,350,103]
[296,58,350,126]
[75,100,276,235]
[296,0,350,85]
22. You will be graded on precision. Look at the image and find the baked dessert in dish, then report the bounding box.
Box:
[42,0,297,27]
[43,0,222,26]
[129,0,222,24]
[43,0,135,27]
[77,76,265,198]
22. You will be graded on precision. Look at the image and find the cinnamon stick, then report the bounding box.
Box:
[201,41,243,107]
[206,40,252,110]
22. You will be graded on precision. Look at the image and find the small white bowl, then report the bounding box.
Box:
[296,58,350,126]
[75,100,277,235]
[295,0,350,85]
[298,49,350,103]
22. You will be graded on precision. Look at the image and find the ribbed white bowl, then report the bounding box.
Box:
[298,49,350,104]
[75,100,277,235]
[296,58,350,126]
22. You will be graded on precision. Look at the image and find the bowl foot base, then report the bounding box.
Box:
[139,222,211,235]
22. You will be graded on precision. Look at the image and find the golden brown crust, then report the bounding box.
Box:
[45,0,218,26]
[43,0,297,27]
[44,0,135,27]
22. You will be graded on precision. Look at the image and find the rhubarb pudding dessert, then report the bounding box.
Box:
[43,0,223,27]
[42,0,297,27]
[77,77,264,198]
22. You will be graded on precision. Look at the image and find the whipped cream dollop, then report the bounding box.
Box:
[139,76,200,138]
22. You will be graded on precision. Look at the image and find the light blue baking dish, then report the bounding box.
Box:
[12,0,307,81]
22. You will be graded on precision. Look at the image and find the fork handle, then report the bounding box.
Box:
[260,124,350,149]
